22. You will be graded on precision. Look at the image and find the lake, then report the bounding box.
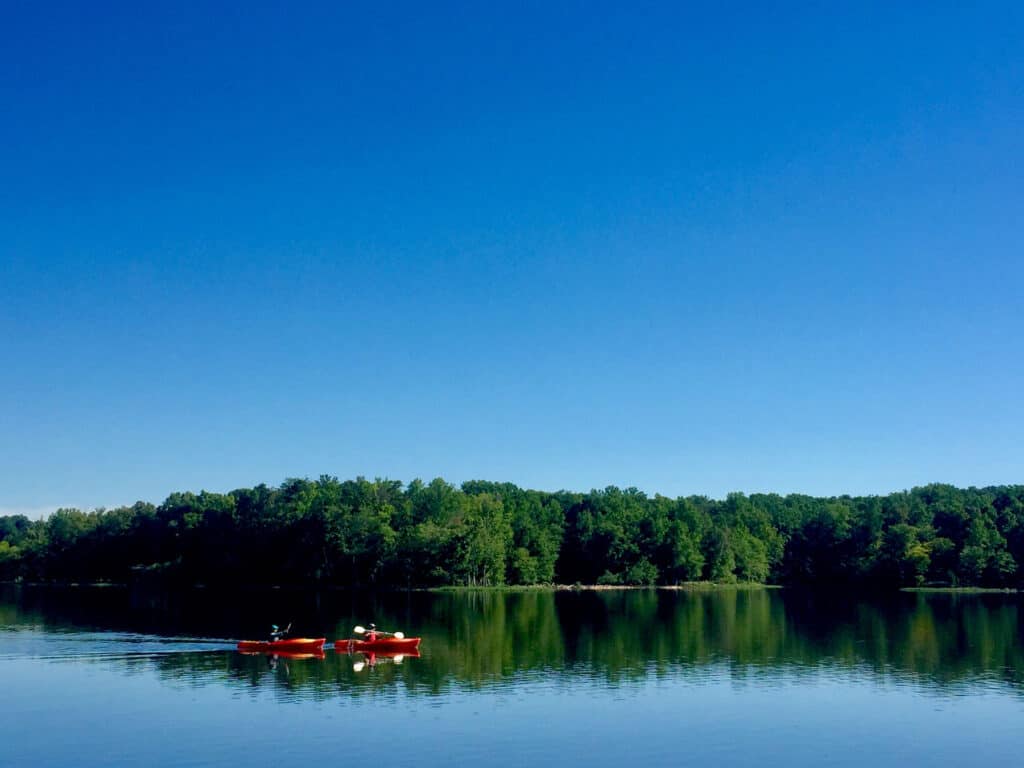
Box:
[2,585,1022,767]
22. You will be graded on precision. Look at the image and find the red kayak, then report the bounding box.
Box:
[334,637,421,653]
[237,637,326,653]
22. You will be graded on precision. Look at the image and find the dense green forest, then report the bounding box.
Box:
[1,478,1023,589]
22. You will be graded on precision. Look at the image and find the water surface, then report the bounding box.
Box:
[2,586,1022,767]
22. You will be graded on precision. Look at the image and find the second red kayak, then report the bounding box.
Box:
[237,637,326,653]
[334,637,421,653]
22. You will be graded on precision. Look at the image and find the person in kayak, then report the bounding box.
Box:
[269,622,291,642]
[366,623,378,641]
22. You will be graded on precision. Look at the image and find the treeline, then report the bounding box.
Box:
[1,478,1023,588]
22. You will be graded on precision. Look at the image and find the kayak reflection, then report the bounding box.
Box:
[342,648,421,673]
[238,649,327,661]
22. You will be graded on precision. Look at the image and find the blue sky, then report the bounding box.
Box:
[2,2,1022,514]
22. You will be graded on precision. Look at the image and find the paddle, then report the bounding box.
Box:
[353,625,405,639]
[268,621,293,642]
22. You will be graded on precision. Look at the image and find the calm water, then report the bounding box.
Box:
[2,586,1022,767]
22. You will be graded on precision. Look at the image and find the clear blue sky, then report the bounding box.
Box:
[2,2,1022,514]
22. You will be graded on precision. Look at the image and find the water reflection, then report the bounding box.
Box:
[2,585,1022,699]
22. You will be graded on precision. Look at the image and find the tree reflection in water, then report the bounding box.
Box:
[2,586,1022,700]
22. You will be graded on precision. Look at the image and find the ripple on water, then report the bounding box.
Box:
[0,627,236,660]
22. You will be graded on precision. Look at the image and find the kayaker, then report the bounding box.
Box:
[367,623,378,641]
[269,622,291,642]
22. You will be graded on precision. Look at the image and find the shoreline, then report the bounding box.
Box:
[900,586,1020,594]
[6,580,1018,594]
[424,582,780,592]
[2,580,778,592]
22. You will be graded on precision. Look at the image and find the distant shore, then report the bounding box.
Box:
[3,579,778,592]
[6,580,1022,594]
[425,582,780,593]
[901,586,1020,594]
